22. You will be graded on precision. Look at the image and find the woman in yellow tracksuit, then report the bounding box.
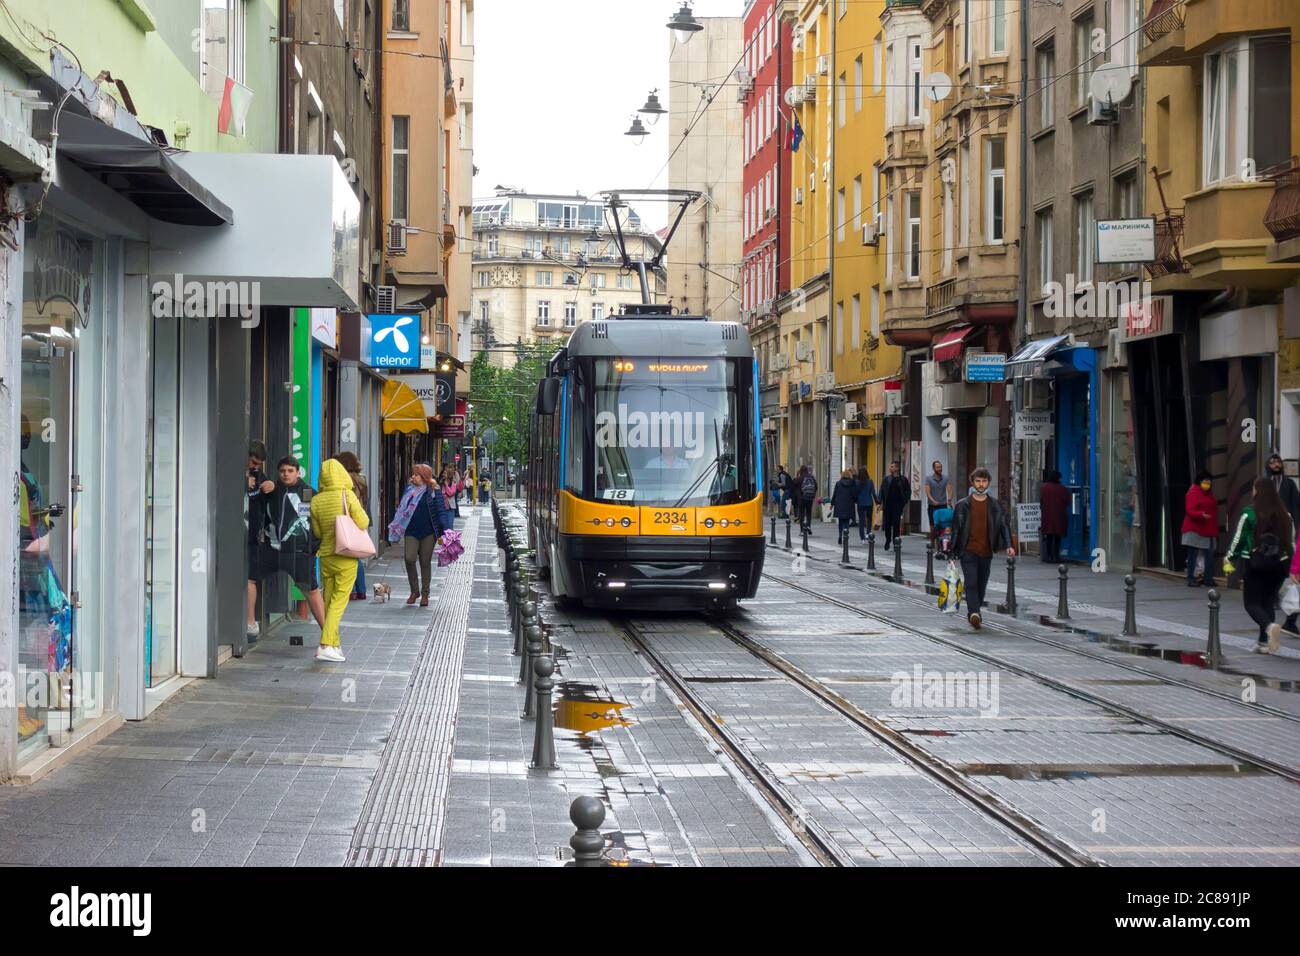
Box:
[309,458,369,663]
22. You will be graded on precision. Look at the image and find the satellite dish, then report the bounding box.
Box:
[783,86,800,108]
[925,72,953,103]
[1088,64,1133,106]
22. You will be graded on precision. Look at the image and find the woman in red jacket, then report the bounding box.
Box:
[1181,470,1218,587]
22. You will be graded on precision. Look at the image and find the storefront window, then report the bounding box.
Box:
[145,312,181,686]
[18,218,101,756]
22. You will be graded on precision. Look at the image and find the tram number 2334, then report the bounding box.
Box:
[653,511,690,526]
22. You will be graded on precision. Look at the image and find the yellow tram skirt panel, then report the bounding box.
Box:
[559,491,763,537]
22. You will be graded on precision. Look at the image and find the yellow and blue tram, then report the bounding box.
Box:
[527,305,764,610]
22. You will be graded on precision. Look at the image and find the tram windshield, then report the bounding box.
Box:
[590,357,752,508]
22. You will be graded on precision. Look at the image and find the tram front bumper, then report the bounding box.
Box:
[559,535,766,607]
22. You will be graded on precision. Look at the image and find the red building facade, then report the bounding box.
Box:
[740,0,791,324]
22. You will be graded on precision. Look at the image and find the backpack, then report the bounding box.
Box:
[1250,531,1283,565]
[800,474,817,499]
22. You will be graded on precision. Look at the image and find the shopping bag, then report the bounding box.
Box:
[436,529,464,567]
[1281,580,1300,617]
[334,492,376,559]
[937,560,964,614]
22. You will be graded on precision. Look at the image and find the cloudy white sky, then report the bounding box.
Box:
[473,0,743,231]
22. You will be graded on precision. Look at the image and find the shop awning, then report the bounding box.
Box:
[381,379,430,435]
[933,325,976,363]
[1007,334,1073,378]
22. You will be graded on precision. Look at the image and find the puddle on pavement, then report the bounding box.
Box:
[962,762,1267,780]
[552,681,634,737]
[1033,618,1300,692]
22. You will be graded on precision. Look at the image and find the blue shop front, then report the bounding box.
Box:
[1008,336,1100,562]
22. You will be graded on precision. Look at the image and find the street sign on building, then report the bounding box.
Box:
[420,343,437,369]
[366,313,420,368]
[1118,294,1175,343]
[1014,411,1053,441]
[1096,218,1156,264]
[964,352,1007,383]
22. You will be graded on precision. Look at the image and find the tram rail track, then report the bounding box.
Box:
[763,541,1300,723]
[761,568,1300,785]
[617,617,1104,867]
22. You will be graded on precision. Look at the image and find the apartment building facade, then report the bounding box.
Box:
[668,15,743,324]
[741,0,794,486]
[879,0,1023,531]
[470,192,665,362]
[1135,0,1300,573]
[783,0,836,486]
[832,0,896,486]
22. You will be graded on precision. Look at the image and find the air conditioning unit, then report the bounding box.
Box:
[843,402,859,421]
[375,285,397,314]
[795,340,812,362]
[771,353,789,371]
[794,187,804,205]
[862,223,879,245]
[816,372,835,391]
[762,417,779,432]
[804,75,817,97]
[386,221,407,256]
[766,206,778,221]
[760,298,774,315]
[817,55,829,76]
[1087,95,1118,127]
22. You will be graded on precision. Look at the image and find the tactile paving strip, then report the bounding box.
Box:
[346,514,479,866]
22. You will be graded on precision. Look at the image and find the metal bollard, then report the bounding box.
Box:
[517,600,537,674]
[893,538,903,581]
[785,517,792,550]
[522,618,543,717]
[1056,564,1070,619]
[1206,589,1222,668]
[802,524,810,554]
[925,541,935,586]
[1004,555,1018,615]
[531,656,557,769]
[841,528,850,565]
[867,531,876,571]
[770,513,777,545]
[1122,574,1138,637]
[569,796,606,867]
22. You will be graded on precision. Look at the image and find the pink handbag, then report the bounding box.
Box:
[334,491,376,559]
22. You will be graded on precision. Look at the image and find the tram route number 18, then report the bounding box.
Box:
[601,489,636,501]
[653,511,689,525]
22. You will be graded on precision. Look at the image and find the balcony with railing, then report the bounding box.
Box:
[1265,157,1300,264]
[1147,210,1190,279]
[1139,0,1189,67]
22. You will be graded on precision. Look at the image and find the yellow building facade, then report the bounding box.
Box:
[831,0,897,483]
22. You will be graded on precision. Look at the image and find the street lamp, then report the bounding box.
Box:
[667,3,703,43]
[625,115,649,144]
[638,89,667,126]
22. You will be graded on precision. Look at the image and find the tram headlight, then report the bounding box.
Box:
[620,517,632,528]
[703,518,715,529]
[605,517,615,527]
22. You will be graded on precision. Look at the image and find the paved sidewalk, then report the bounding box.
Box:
[776,521,1300,659]
[0,521,476,867]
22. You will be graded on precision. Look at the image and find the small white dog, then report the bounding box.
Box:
[372,583,392,604]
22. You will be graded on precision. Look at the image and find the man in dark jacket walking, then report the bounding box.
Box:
[952,467,1015,630]
[1038,469,1071,563]
[1267,453,1300,634]
[248,456,326,634]
[774,465,791,518]
[879,460,911,551]
[831,470,858,544]
[796,465,819,533]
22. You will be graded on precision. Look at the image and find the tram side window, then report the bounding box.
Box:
[566,370,584,495]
